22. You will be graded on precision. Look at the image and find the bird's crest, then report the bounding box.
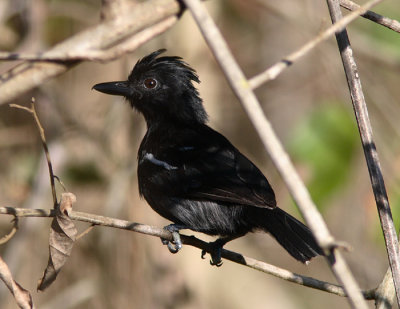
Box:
[129,49,200,86]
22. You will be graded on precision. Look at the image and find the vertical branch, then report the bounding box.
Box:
[182,0,368,308]
[9,99,57,208]
[325,1,400,307]
[30,99,57,208]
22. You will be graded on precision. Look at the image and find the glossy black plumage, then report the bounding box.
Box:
[93,49,323,264]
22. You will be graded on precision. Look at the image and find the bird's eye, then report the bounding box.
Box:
[143,78,157,89]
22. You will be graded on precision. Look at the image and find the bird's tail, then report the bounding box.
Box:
[253,208,323,263]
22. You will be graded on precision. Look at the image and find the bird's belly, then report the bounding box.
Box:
[144,192,251,236]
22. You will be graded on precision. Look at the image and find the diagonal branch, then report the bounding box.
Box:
[340,0,400,33]
[0,205,375,300]
[182,0,371,308]
[248,0,384,90]
[327,0,400,305]
[0,17,176,62]
[326,0,400,307]
[0,256,35,309]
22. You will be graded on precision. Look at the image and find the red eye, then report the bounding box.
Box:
[144,78,157,89]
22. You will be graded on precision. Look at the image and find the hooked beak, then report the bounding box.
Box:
[92,81,131,97]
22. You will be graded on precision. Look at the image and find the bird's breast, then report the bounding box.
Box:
[137,150,181,197]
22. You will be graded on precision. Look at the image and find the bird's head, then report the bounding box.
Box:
[93,49,208,126]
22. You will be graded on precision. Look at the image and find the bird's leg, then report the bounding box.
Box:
[161,224,187,254]
[201,235,240,267]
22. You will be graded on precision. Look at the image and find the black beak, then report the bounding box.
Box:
[92,81,131,97]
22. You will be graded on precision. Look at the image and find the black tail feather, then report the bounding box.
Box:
[254,208,323,263]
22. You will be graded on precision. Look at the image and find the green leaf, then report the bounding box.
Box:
[288,103,359,211]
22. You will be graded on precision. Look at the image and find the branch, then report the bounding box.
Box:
[0,218,18,245]
[0,206,374,299]
[340,0,400,33]
[10,100,57,207]
[325,0,400,307]
[248,0,384,90]
[182,0,370,308]
[0,256,34,309]
[0,17,176,62]
[0,0,180,105]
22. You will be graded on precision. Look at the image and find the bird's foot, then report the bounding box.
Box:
[201,238,227,267]
[161,224,186,254]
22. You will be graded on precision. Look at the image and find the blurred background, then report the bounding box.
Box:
[1,0,400,308]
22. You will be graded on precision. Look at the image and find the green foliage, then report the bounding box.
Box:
[288,103,359,210]
[63,161,104,185]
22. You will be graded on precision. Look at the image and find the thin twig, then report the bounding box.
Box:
[0,205,373,299]
[248,0,384,90]
[0,218,18,245]
[182,0,369,308]
[53,175,67,192]
[10,100,57,208]
[76,224,96,240]
[325,0,400,307]
[340,0,400,33]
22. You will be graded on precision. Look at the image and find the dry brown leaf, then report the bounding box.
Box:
[37,193,77,291]
[0,256,35,309]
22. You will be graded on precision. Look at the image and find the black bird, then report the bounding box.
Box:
[93,49,322,265]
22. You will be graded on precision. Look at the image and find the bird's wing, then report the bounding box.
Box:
[179,145,276,209]
[146,126,277,209]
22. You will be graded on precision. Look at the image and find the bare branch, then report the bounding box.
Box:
[326,0,400,307]
[248,0,384,90]
[0,17,176,62]
[0,218,18,245]
[10,99,57,207]
[0,0,180,106]
[0,205,373,299]
[340,0,400,33]
[76,224,95,240]
[181,0,369,308]
[0,256,35,309]
[8,104,32,113]
[53,176,67,193]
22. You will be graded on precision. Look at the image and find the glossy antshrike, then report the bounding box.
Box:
[93,49,322,265]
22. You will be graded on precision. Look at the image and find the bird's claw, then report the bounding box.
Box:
[201,243,223,267]
[161,231,182,253]
[161,225,184,254]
